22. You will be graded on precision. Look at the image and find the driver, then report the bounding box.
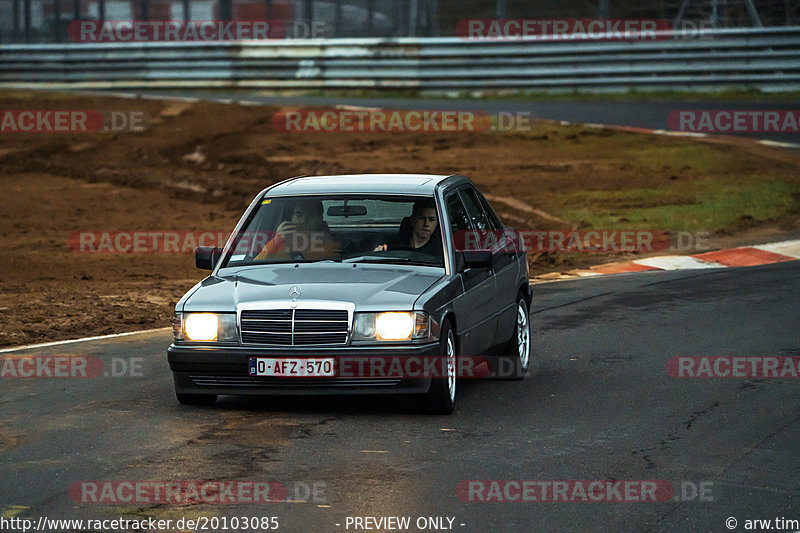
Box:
[374,199,442,258]
[256,199,340,260]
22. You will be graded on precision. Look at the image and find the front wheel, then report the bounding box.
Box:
[418,321,456,414]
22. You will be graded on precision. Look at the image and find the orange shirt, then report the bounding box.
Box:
[255,231,340,261]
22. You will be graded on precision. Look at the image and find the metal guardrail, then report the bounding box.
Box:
[1,26,799,91]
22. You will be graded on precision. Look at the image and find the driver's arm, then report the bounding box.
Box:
[255,221,293,260]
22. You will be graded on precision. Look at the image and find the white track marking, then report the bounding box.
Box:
[0,328,171,353]
[634,256,725,270]
[758,140,800,149]
[752,239,800,260]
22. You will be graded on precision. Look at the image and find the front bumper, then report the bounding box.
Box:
[168,343,442,396]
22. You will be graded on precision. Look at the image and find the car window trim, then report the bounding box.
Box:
[221,192,445,270]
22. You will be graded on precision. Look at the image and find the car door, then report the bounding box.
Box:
[445,189,497,355]
[467,187,520,345]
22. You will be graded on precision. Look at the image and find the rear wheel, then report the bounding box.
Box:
[418,321,456,414]
[176,392,218,406]
[497,295,531,380]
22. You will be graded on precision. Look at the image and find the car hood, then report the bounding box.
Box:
[181,263,445,313]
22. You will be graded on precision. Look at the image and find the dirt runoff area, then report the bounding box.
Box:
[1,91,799,347]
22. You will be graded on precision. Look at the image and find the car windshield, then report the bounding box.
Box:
[222,194,445,268]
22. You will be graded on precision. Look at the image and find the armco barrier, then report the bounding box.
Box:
[1,27,798,91]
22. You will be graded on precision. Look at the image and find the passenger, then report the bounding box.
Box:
[374,199,442,258]
[256,199,339,260]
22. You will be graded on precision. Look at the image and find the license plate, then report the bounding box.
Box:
[249,358,335,377]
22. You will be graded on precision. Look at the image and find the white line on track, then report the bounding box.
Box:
[634,255,724,270]
[752,239,800,259]
[758,139,800,149]
[0,328,171,354]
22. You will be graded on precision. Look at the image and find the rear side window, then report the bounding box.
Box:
[446,193,473,234]
[459,188,491,231]
[472,190,504,231]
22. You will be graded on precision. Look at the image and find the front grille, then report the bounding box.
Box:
[240,309,349,346]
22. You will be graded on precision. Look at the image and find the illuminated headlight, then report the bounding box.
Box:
[174,313,237,342]
[353,311,433,342]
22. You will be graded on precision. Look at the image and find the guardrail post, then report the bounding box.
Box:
[23,0,30,42]
[367,0,375,35]
[409,0,418,36]
[12,0,20,42]
[334,0,342,37]
[303,0,313,30]
[495,0,508,19]
[219,0,232,21]
[429,0,439,35]
[54,0,61,42]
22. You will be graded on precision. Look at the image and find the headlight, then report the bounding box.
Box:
[185,313,218,341]
[353,311,433,342]
[174,313,237,342]
[376,312,414,340]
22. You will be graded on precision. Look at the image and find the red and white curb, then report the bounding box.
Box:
[533,239,800,283]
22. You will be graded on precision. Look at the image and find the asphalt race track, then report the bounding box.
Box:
[126,91,800,147]
[1,262,798,532]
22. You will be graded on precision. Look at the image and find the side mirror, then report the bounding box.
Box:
[195,246,222,270]
[456,250,493,271]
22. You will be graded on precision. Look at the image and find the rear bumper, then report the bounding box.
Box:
[168,343,441,396]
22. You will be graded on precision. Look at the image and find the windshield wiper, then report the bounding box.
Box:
[342,255,441,266]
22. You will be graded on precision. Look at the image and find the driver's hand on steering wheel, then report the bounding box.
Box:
[373,244,388,252]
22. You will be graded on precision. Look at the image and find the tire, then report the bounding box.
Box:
[176,392,218,406]
[418,320,457,415]
[496,294,532,380]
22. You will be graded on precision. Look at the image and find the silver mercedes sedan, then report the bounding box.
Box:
[168,174,531,414]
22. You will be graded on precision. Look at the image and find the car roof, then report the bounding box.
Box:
[265,174,465,196]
